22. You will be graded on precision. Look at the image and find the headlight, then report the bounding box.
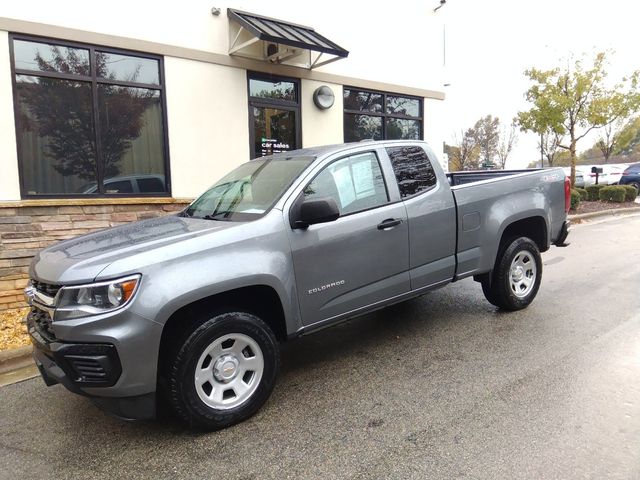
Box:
[55,275,141,320]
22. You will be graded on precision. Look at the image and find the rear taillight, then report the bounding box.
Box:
[565,176,571,213]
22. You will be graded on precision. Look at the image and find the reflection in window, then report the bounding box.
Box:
[98,86,165,187]
[343,87,423,142]
[249,78,296,102]
[343,89,383,112]
[97,52,160,85]
[386,118,421,140]
[386,96,420,117]
[386,145,437,198]
[305,152,388,215]
[252,107,296,158]
[344,115,383,142]
[13,39,90,76]
[16,75,97,195]
[11,36,168,197]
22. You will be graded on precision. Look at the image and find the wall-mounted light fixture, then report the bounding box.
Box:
[313,86,335,110]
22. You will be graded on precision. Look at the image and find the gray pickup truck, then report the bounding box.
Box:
[25,140,570,429]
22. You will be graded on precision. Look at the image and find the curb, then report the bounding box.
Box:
[0,345,34,375]
[569,206,640,221]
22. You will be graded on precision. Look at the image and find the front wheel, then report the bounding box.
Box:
[166,311,279,430]
[481,237,542,311]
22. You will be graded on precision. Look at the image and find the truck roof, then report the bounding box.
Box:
[256,140,430,161]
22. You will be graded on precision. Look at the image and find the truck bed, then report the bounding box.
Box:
[447,169,541,186]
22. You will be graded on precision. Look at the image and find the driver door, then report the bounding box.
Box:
[286,150,410,327]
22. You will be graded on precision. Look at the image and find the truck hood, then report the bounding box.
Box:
[30,215,240,284]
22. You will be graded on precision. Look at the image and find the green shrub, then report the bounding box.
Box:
[570,189,581,211]
[622,184,638,201]
[599,185,626,203]
[585,184,605,201]
[574,187,588,201]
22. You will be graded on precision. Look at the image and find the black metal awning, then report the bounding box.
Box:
[227,9,349,69]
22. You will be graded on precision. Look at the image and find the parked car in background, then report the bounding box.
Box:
[79,174,166,194]
[601,165,627,185]
[562,167,585,188]
[619,162,640,193]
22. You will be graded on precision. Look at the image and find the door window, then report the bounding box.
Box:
[252,107,297,157]
[305,152,389,215]
[386,145,437,198]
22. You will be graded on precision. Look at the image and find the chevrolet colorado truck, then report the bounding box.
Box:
[25,140,570,429]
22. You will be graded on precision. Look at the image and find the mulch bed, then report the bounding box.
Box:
[572,200,639,215]
[0,308,30,351]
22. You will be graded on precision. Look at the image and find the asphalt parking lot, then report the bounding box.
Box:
[1,214,640,480]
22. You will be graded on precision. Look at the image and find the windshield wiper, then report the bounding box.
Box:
[201,212,233,221]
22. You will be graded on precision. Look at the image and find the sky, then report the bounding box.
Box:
[439,0,639,168]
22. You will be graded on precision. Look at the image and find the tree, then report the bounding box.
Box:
[540,130,564,167]
[594,94,640,163]
[517,51,640,185]
[445,127,480,171]
[595,115,640,163]
[496,121,518,169]
[473,115,500,168]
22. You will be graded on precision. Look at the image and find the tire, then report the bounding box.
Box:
[481,237,542,311]
[166,311,279,430]
[629,181,640,195]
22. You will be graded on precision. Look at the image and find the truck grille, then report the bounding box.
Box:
[28,307,57,343]
[31,280,61,298]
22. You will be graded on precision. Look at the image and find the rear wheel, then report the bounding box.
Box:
[166,311,279,430]
[481,237,542,311]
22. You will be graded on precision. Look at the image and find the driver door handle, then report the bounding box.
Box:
[377,218,403,230]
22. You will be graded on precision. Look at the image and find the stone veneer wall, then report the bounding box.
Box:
[0,199,191,311]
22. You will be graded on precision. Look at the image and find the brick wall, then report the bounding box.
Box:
[0,199,190,311]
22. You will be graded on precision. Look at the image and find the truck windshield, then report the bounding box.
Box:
[183,156,314,221]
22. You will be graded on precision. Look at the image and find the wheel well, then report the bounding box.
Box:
[157,285,287,377]
[500,216,548,253]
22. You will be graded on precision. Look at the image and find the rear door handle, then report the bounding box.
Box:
[377,218,403,230]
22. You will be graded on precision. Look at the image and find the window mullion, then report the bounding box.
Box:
[89,47,105,195]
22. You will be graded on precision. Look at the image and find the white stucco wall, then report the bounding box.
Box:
[0,31,20,201]
[0,0,445,93]
[163,57,249,198]
[300,80,343,148]
[423,98,447,170]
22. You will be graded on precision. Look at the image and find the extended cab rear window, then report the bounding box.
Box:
[386,145,437,198]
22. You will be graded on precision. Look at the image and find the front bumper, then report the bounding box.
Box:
[26,307,160,420]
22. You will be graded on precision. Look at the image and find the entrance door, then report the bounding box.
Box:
[248,73,300,159]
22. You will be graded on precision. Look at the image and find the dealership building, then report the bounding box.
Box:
[0,1,446,309]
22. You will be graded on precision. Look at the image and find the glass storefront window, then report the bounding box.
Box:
[343,87,423,142]
[11,36,169,197]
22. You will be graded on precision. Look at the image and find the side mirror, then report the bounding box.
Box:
[294,197,340,229]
